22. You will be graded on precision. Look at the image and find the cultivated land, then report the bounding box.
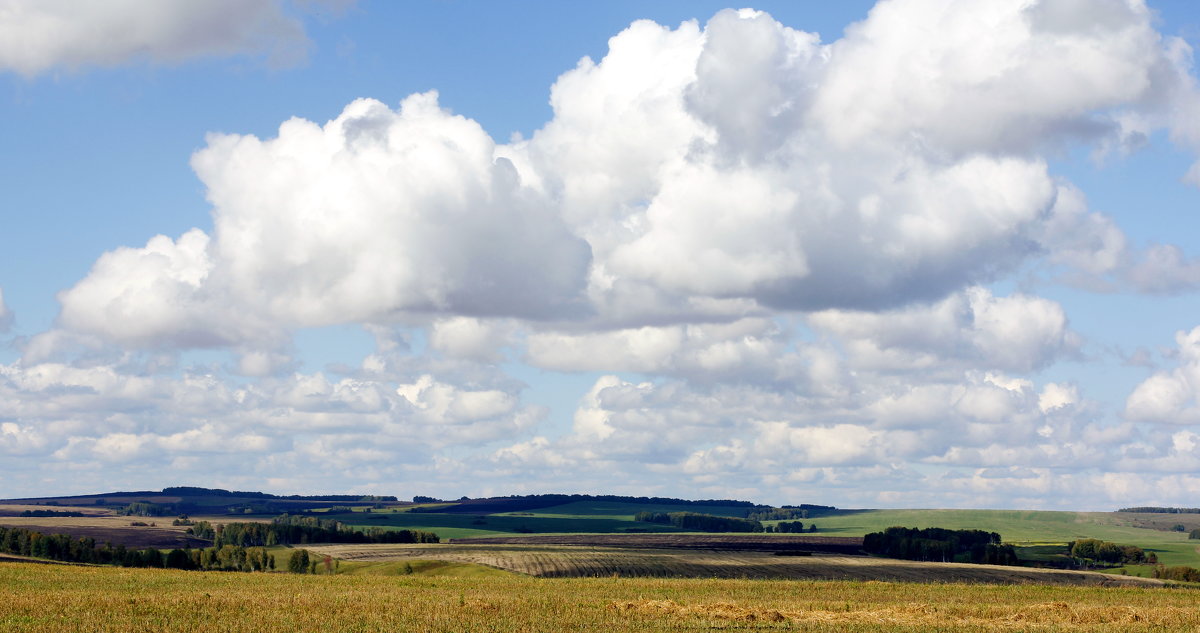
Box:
[307,542,1160,586]
[1,561,1195,633]
[5,489,1200,585]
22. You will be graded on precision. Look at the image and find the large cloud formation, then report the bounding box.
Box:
[57,0,1200,348]
[8,0,1200,506]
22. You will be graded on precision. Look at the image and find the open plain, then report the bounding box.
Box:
[2,561,1196,633]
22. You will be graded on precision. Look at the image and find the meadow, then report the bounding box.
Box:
[804,509,1200,570]
[2,561,1197,633]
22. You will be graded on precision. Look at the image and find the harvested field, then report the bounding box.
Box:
[0,514,207,549]
[307,543,1161,586]
[0,504,112,518]
[2,561,1190,632]
[452,533,864,553]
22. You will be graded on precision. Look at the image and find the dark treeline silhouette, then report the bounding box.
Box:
[770,520,808,533]
[162,486,396,502]
[1117,506,1200,514]
[863,527,1018,565]
[748,508,807,521]
[416,494,772,515]
[0,525,293,572]
[634,511,763,532]
[119,502,174,517]
[19,510,85,517]
[197,514,439,547]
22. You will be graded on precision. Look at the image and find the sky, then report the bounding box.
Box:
[2,0,1200,510]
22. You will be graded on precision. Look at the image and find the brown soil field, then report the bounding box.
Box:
[0,503,113,517]
[451,533,864,553]
[0,513,208,548]
[307,543,1161,587]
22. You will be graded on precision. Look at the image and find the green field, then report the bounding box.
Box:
[329,508,686,539]
[808,508,1200,569]
[5,561,1200,632]
[495,500,760,519]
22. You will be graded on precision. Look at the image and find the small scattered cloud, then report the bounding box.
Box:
[0,0,333,77]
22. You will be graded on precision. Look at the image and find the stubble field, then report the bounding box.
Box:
[1,561,1196,633]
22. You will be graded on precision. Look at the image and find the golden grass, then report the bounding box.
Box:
[1,561,1198,632]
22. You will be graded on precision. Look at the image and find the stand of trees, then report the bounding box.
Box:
[19,510,84,517]
[0,525,294,572]
[1068,539,1146,566]
[119,502,174,517]
[634,511,763,532]
[1153,565,1200,582]
[768,521,809,533]
[863,527,1018,565]
[747,508,807,521]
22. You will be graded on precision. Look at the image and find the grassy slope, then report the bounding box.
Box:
[495,500,759,519]
[307,543,1162,586]
[811,509,1200,568]
[3,561,1198,633]
[330,504,1200,569]
[330,505,697,539]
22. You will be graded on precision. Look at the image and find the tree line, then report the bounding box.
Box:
[747,508,807,521]
[0,525,287,572]
[161,486,397,502]
[1117,507,1200,514]
[19,510,85,517]
[1068,539,1149,566]
[635,511,764,532]
[185,514,439,547]
[862,527,1018,565]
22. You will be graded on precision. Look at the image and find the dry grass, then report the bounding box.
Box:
[607,597,1188,628]
[308,543,1161,586]
[0,561,1196,632]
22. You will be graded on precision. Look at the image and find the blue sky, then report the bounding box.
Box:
[2,0,1200,510]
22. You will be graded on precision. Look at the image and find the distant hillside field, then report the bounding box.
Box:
[808,509,1200,569]
[307,542,1159,587]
